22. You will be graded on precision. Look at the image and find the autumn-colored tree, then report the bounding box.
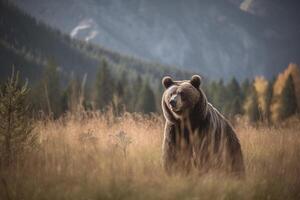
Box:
[253,76,270,122]
[271,63,300,121]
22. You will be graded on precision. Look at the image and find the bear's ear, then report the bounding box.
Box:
[190,75,202,88]
[162,76,174,89]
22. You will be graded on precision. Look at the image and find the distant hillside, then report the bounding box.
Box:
[0,0,189,85]
[12,0,300,80]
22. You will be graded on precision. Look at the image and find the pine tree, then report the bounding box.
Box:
[94,59,114,110]
[279,75,297,120]
[61,89,69,113]
[66,74,82,112]
[0,68,36,167]
[228,97,242,118]
[264,81,273,124]
[241,78,250,102]
[227,78,241,100]
[130,75,142,112]
[207,81,218,105]
[112,80,125,116]
[246,86,260,123]
[117,70,131,109]
[42,59,62,117]
[214,79,227,112]
[226,78,242,117]
[136,79,156,114]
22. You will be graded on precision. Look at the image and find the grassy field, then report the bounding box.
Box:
[1,112,300,200]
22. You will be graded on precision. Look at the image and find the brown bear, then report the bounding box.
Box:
[161,75,245,176]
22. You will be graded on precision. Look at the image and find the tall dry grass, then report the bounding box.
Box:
[1,112,300,200]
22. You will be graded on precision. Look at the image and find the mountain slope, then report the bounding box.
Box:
[12,0,300,80]
[0,0,189,85]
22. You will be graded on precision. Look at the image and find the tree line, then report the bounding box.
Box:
[27,58,159,119]
[204,63,299,124]
[24,58,299,125]
[2,60,299,124]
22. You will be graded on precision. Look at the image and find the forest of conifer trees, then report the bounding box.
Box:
[6,60,295,125]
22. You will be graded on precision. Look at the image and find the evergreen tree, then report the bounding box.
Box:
[0,69,36,167]
[215,79,228,113]
[40,59,62,118]
[112,80,125,116]
[279,75,297,120]
[130,75,142,112]
[241,78,250,101]
[94,59,114,110]
[207,80,218,104]
[136,79,156,114]
[227,78,241,100]
[117,70,131,109]
[66,74,81,112]
[225,78,242,117]
[228,97,242,118]
[115,81,124,101]
[61,89,69,113]
[264,81,273,124]
[246,86,260,123]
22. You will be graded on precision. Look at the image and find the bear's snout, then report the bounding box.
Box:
[169,99,176,108]
[169,94,179,108]
[169,94,184,112]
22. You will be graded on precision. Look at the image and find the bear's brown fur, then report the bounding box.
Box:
[161,75,245,176]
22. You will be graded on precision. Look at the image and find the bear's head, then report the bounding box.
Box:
[162,75,207,122]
